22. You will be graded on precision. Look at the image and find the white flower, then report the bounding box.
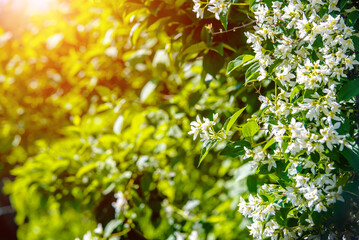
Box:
[173,232,186,240]
[276,65,295,85]
[188,115,202,140]
[192,1,204,19]
[314,202,327,212]
[293,175,309,188]
[0,32,12,47]
[248,221,263,238]
[263,220,280,237]
[319,122,341,151]
[208,0,228,20]
[344,55,359,70]
[189,230,199,240]
[112,191,128,215]
[238,197,252,217]
[94,223,103,234]
[303,185,321,208]
[46,33,64,50]
[254,4,269,23]
[105,46,118,58]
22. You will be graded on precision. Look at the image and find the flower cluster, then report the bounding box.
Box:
[188,113,227,144]
[112,191,128,216]
[234,0,358,239]
[192,0,229,19]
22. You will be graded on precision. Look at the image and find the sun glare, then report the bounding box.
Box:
[25,0,55,12]
[1,0,56,14]
[26,0,56,14]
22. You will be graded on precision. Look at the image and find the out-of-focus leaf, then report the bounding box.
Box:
[140,81,156,103]
[181,41,208,57]
[104,220,123,238]
[203,50,225,76]
[76,162,97,178]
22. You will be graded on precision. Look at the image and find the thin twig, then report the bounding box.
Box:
[251,82,262,95]
[211,21,256,36]
[247,13,256,21]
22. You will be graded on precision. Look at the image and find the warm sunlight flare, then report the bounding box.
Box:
[0,0,358,239]
[26,0,55,13]
[0,0,56,14]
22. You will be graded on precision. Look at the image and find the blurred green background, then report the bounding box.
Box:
[0,0,261,239]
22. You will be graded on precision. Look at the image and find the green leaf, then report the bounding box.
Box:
[246,175,257,193]
[242,120,259,138]
[104,219,123,238]
[312,35,323,49]
[203,51,225,76]
[280,207,291,220]
[220,140,251,158]
[299,212,309,225]
[262,137,275,152]
[219,11,229,30]
[290,85,302,102]
[233,163,255,181]
[210,43,224,56]
[140,81,156,102]
[181,41,208,57]
[338,78,359,101]
[310,151,320,163]
[268,59,283,75]
[352,36,359,51]
[275,211,286,226]
[226,54,255,74]
[225,106,246,136]
[76,162,97,178]
[198,139,217,167]
[249,0,256,10]
[347,11,359,26]
[140,172,153,193]
[245,62,260,85]
[96,86,112,98]
[338,0,349,10]
[206,215,227,223]
[259,194,269,201]
[263,0,272,8]
[188,91,201,107]
[275,161,290,182]
[222,43,237,53]
[286,218,298,227]
[311,212,322,226]
[341,145,359,172]
[201,26,211,43]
